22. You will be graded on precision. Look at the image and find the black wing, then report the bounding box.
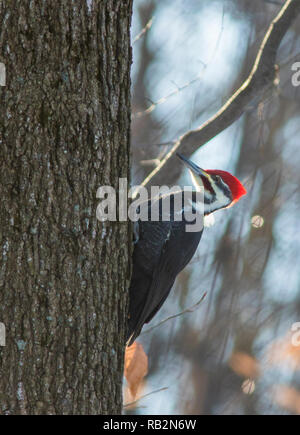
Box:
[127,209,203,345]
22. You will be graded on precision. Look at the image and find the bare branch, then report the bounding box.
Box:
[132,72,206,119]
[123,387,168,408]
[139,0,300,188]
[141,292,207,336]
[132,6,225,120]
[140,158,161,167]
[133,16,154,45]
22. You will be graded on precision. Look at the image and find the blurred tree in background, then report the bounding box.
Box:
[128,0,300,415]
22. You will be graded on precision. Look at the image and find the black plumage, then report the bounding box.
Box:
[126,153,247,345]
[127,191,203,345]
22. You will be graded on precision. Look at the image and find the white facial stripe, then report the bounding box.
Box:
[188,170,204,193]
[175,198,204,217]
[187,169,232,215]
[215,184,231,207]
[188,197,204,214]
[204,183,231,215]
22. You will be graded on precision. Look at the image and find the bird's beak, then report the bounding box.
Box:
[177,153,212,186]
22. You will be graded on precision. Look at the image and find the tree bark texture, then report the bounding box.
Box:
[0,0,132,414]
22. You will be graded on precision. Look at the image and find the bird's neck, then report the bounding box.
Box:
[203,189,231,215]
[188,190,231,216]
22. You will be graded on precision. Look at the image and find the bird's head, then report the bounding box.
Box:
[177,153,247,215]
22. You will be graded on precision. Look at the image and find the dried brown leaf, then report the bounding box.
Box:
[229,351,260,378]
[124,341,148,400]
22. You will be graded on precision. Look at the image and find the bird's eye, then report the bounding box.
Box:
[216,175,222,182]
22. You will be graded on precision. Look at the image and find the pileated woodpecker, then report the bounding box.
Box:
[127,153,246,345]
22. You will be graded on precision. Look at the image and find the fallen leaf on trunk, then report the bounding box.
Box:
[124,341,148,400]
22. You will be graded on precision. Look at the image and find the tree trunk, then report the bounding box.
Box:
[0,0,132,415]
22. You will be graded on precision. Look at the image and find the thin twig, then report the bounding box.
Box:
[141,292,207,336]
[133,5,225,121]
[123,387,168,408]
[137,0,300,189]
[133,16,154,45]
[132,72,206,119]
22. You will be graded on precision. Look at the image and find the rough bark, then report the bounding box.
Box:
[0,0,132,414]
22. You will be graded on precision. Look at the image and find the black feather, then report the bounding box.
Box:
[127,191,203,345]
